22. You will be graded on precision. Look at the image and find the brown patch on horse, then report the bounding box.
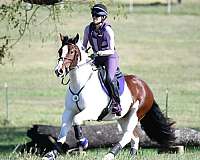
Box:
[125,75,154,120]
[63,43,81,69]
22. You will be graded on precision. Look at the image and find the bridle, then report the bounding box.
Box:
[58,43,93,85]
[61,43,81,70]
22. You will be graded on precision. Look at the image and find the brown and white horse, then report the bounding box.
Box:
[43,34,175,160]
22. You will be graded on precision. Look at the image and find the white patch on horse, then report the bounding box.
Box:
[55,37,139,159]
[62,45,68,58]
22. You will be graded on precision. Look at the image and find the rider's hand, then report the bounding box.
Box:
[97,51,103,56]
[89,53,96,59]
[89,52,102,59]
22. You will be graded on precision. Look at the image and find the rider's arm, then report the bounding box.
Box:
[98,26,115,56]
[83,26,89,50]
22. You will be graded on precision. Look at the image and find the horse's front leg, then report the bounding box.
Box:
[42,109,75,160]
[72,108,100,150]
[103,100,139,160]
[57,109,75,144]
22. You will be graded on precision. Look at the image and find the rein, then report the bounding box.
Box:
[61,77,70,85]
[61,59,94,86]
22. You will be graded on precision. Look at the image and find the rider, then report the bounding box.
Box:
[83,3,122,116]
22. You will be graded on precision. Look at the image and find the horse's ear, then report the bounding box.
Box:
[73,33,79,44]
[60,33,64,41]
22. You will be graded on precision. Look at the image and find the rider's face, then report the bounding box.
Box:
[92,15,102,25]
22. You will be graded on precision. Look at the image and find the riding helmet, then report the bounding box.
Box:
[91,3,108,17]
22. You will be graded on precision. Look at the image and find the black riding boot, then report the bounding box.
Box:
[108,79,122,116]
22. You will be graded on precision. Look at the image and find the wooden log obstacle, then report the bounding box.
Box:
[20,123,200,155]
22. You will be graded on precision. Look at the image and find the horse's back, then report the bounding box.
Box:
[124,75,154,120]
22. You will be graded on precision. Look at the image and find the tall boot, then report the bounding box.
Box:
[108,79,122,116]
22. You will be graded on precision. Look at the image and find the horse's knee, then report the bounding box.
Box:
[73,115,82,125]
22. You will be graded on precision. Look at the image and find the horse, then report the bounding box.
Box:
[43,33,175,160]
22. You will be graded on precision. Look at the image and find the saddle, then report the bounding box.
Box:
[97,66,125,121]
[98,66,125,96]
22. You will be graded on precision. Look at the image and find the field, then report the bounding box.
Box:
[0,0,200,159]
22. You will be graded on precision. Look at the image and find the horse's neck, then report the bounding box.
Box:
[69,64,93,91]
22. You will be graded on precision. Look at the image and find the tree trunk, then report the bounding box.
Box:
[21,123,200,155]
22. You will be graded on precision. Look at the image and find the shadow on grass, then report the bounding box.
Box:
[192,127,200,132]
[0,144,16,153]
[0,127,29,153]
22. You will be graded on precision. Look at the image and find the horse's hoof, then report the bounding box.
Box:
[130,148,137,158]
[42,150,58,160]
[102,153,115,160]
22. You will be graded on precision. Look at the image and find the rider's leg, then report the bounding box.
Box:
[109,78,122,116]
[103,100,139,159]
[106,56,122,116]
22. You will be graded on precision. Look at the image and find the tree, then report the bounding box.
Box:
[0,0,73,64]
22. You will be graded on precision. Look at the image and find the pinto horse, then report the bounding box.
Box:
[43,34,175,160]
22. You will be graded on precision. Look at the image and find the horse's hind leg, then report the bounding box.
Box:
[130,129,140,157]
[102,100,139,160]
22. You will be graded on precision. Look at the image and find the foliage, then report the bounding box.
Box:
[0,0,73,65]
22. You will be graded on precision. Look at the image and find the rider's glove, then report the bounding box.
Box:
[89,52,102,59]
[89,53,96,59]
[97,51,103,56]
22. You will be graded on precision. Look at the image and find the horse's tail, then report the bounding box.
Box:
[140,100,176,146]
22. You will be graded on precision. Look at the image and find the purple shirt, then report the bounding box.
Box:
[83,22,118,58]
[83,22,119,80]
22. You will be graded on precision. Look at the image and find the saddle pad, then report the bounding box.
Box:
[98,69,125,96]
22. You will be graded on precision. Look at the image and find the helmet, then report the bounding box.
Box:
[91,4,108,17]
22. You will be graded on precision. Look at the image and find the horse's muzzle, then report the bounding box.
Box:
[55,68,69,78]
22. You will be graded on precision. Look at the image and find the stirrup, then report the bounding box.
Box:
[112,102,122,116]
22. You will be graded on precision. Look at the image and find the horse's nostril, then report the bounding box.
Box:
[59,69,63,74]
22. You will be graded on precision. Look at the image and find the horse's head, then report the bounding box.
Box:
[55,33,84,78]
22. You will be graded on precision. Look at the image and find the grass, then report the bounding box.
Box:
[0,147,200,160]
[0,0,200,159]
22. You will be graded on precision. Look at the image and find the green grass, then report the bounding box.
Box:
[0,147,200,160]
[0,0,200,159]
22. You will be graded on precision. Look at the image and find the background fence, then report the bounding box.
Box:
[0,82,199,129]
